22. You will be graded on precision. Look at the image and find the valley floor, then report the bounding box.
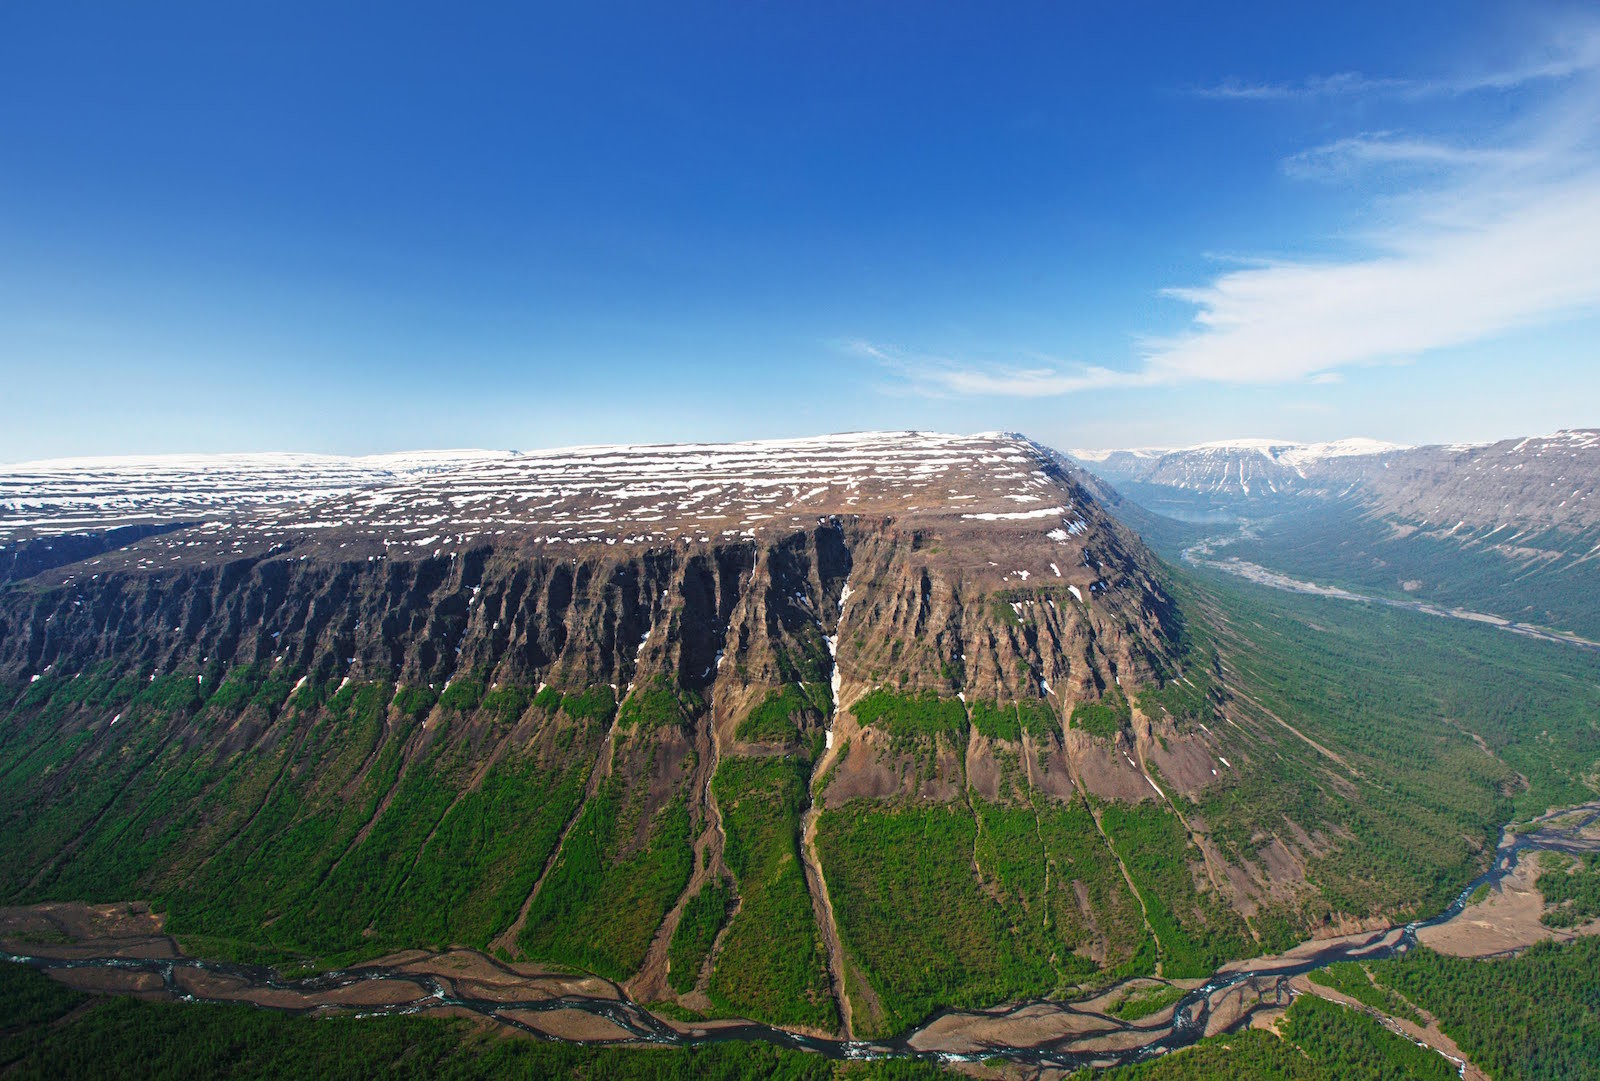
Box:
[5,799,1596,1077]
[1181,532,1600,655]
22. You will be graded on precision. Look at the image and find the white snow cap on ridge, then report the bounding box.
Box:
[1067,446,1167,463]
[1072,437,1410,464]
[0,430,1076,546]
[1077,430,1600,465]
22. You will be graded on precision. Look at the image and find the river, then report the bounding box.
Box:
[8,803,1596,1072]
[1180,534,1600,655]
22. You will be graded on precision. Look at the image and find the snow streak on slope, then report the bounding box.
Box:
[0,432,1069,549]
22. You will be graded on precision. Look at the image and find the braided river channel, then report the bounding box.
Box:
[7,803,1597,1073]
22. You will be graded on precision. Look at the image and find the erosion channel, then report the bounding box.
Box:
[8,803,1596,1074]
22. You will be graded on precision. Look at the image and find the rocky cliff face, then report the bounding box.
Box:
[0,433,1179,705]
[1359,430,1600,536]
[0,432,1465,1039]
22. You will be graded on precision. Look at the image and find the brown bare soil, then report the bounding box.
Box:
[0,901,178,960]
[371,948,621,1001]
[904,1001,1119,1054]
[1200,976,1289,1038]
[172,966,429,1009]
[50,967,167,997]
[648,1015,754,1038]
[1215,925,1405,975]
[496,1007,635,1041]
[1418,847,1600,957]
[799,698,860,1039]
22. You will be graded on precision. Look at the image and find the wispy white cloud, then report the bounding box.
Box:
[845,340,1157,398]
[1282,133,1541,179]
[1192,29,1600,101]
[1147,25,1600,386]
[1195,72,1411,102]
[863,20,1600,400]
[1144,176,1600,383]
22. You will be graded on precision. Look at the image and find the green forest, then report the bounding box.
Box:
[1219,500,1600,641]
[706,755,837,1030]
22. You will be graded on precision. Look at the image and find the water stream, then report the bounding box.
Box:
[11,804,1596,1070]
[1181,533,1600,655]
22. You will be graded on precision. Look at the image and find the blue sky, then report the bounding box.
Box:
[3,2,1598,460]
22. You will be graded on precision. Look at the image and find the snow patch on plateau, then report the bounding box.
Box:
[961,506,1065,521]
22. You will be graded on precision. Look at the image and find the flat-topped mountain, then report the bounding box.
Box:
[0,433,1171,691]
[1359,429,1600,536]
[3,431,1079,548]
[0,430,1582,1043]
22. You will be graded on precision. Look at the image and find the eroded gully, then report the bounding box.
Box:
[12,805,1596,1072]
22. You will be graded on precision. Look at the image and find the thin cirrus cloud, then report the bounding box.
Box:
[865,171,1600,397]
[1281,133,1543,180]
[845,341,1157,398]
[1191,27,1600,101]
[866,23,1600,400]
[1145,32,1600,388]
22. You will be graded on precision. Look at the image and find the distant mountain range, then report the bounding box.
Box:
[1075,429,1595,516]
[1071,437,1409,501]
[1071,429,1600,639]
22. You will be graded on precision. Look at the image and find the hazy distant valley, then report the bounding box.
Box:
[1072,431,1600,642]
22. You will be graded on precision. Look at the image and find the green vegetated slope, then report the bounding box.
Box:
[1093,799,1251,977]
[1251,567,1597,807]
[1092,937,1600,1080]
[2,546,1598,1048]
[1220,499,1600,640]
[1306,961,1424,1025]
[814,566,1600,1038]
[735,682,829,746]
[1119,935,1600,1081]
[815,757,1244,1037]
[0,671,624,968]
[1365,938,1600,1081]
[815,686,1169,1038]
[1534,850,1600,927]
[707,755,837,1030]
[513,775,693,980]
[1173,568,1600,927]
[823,799,1049,1035]
[1033,799,1155,975]
[665,877,731,994]
[1089,991,1457,1081]
[513,680,699,980]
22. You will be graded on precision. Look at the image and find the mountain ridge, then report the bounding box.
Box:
[1070,428,1600,639]
[1071,429,1599,526]
[1,429,1592,1044]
